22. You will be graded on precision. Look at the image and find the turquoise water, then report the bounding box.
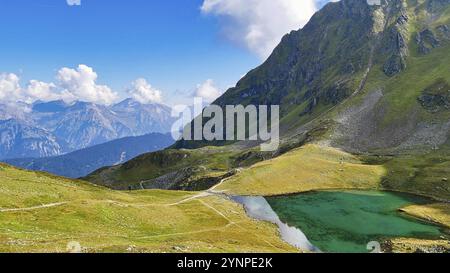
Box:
[266,190,447,253]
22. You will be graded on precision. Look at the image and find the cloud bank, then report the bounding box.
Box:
[201,0,336,59]
[0,65,120,105]
[0,65,170,106]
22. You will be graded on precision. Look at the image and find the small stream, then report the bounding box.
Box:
[233,190,448,253]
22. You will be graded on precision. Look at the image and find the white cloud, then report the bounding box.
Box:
[201,0,324,59]
[66,0,81,6]
[127,78,163,104]
[0,65,119,105]
[0,73,23,103]
[0,73,60,104]
[195,79,222,102]
[26,80,59,103]
[56,65,119,105]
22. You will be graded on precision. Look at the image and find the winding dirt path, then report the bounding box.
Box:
[0,202,68,213]
[167,192,212,206]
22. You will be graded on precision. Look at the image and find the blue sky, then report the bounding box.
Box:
[0,0,332,105]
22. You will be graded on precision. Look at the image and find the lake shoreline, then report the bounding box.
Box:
[223,186,449,229]
[230,189,449,253]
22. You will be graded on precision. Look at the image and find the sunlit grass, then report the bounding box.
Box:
[216,144,387,196]
[0,164,296,253]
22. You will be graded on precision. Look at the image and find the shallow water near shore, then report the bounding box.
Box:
[232,196,319,252]
[235,190,447,253]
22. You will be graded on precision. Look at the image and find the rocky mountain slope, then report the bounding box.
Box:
[0,119,63,159]
[0,99,175,160]
[176,0,450,152]
[86,0,450,200]
[4,133,174,178]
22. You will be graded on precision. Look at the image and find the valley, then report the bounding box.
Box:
[1,0,450,254]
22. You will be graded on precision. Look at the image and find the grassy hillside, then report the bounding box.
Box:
[362,150,450,200]
[216,144,450,200]
[84,146,239,190]
[0,164,296,253]
[401,203,450,228]
[215,144,386,196]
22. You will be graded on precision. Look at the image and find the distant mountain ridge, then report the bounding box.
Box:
[0,98,176,160]
[4,132,174,178]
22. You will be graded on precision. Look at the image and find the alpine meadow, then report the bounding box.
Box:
[0,0,449,259]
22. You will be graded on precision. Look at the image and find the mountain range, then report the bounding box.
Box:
[4,132,174,178]
[0,98,175,160]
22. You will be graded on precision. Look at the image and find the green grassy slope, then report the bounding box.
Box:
[216,144,387,196]
[84,147,237,190]
[362,150,450,200]
[0,164,296,253]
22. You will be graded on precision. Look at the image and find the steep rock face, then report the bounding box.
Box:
[214,0,377,113]
[436,24,450,39]
[330,0,450,153]
[381,2,410,76]
[0,119,62,159]
[51,102,121,150]
[416,29,441,55]
[418,78,450,112]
